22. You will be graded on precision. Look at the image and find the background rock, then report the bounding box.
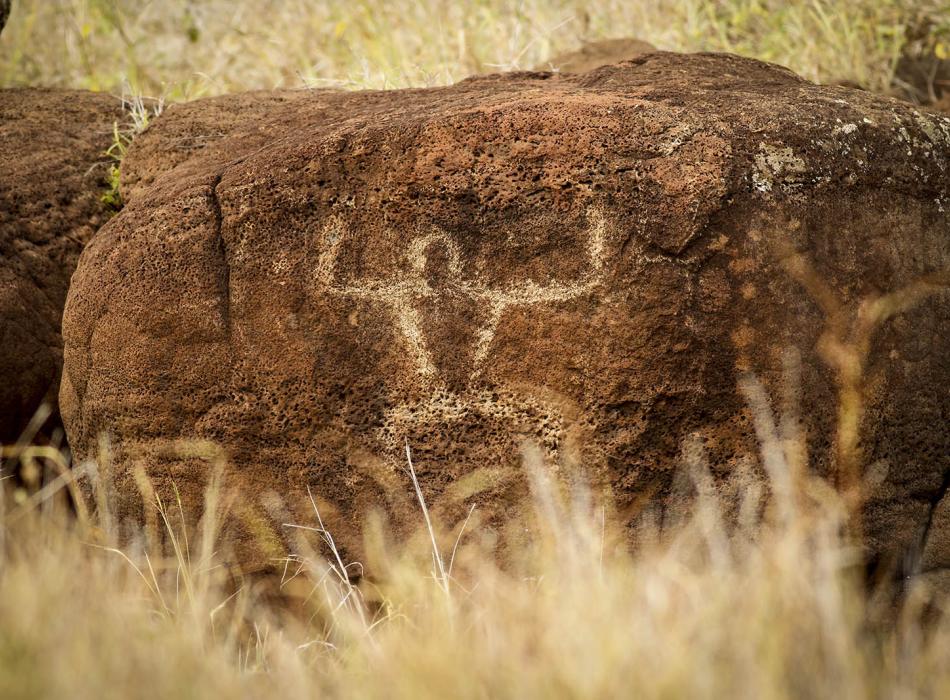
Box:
[894,52,949,105]
[62,53,950,573]
[534,38,656,73]
[0,88,122,442]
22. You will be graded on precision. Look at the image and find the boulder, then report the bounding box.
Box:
[61,53,950,573]
[534,38,657,73]
[0,88,123,442]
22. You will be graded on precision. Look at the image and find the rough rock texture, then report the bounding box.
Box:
[535,38,657,73]
[62,53,950,574]
[0,88,123,441]
[120,89,318,203]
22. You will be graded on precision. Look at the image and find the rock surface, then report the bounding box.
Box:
[61,53,950,573]
[535,38,657,73]
[119,88,317,203]
[0,88,122,441]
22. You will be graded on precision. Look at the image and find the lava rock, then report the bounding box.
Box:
[62,53,950,572]
[0,88,123,441]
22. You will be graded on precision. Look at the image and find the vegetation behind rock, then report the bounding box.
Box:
[0,0,947,101]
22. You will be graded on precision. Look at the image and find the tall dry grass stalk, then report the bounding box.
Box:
[0,0,940,99]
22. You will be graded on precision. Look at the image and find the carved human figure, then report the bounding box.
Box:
[314,208,609,386]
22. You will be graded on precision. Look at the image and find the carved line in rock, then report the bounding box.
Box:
[312,208,612,460]
[314,207,610,386]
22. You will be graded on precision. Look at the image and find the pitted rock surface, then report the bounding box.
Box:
[119,88,318,203]
[62,53,950,572]
[0,88,123,441]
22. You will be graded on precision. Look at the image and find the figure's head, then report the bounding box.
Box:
[0,1,9,36]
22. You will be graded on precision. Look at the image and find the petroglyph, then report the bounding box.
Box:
[313,210,612,461]
[315,208,611,384]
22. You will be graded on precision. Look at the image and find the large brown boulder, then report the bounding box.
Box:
[0,88,123,442]
[61,53,950,574]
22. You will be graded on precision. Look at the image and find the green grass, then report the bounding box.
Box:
[99,93,161,210]
[0,0,947,100]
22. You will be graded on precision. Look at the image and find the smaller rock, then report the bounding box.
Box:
[534,38,656,73]
[0,88,124,442]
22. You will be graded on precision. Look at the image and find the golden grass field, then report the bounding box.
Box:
[1,0,948,98]
[2,1,950,697]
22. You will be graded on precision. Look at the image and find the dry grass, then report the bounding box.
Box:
[0,0,947,100]
[2,376,950,699]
